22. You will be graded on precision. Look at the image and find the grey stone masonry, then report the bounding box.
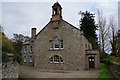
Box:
[2,53,19,78]
[2,61,19,78]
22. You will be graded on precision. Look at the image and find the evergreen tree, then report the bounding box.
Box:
[79,11,99,49]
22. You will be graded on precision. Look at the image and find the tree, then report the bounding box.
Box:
[113,30,120,57]
[97,10,111,59]
[12,34,30,54]
[11,34,30,64]
[108,17,117,56]
[79,11,99,49]
[0,25,2,63]
[2,32,13,53]
[2,30,13,63]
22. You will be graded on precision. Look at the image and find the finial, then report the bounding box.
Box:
[56,0,59,3]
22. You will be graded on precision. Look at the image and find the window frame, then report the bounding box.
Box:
[54,37,59,49]
[53,55,59,63]
[24,46,27,53]
[30,46,32,52]
[50,55,64,64]
[29,56,32,63]
[50,40,53,50]
[49,37,64,50]
[60,40,63,49]
[24,56,26,63]
[50,57,53,63]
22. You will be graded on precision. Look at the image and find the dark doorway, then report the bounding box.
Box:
[89,57,95,68]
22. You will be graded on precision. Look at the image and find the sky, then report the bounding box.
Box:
[0,0,119,39]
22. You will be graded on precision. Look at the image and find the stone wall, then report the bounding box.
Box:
[109,63,120,79]
[2,61,19,78]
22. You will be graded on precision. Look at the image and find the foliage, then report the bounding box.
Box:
[111,30,120,57]
[2,52,8,63]
[12,34,29,63]
[2,32,13,53]
[2,29,30,64]
[105,56,115,65]
[79,11,99,49]
[98,63,113,78]
[100,52,107,60]
[12,34,30,54]
[13,53,22,64]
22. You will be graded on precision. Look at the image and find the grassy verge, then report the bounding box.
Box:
[98,63,113,78]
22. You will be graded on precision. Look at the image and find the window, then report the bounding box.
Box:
[54,8,57,15]
[24,56,26,62]
[50,57,53,63]
[24,46,27,52]
[30,56,32,63]
[60,40,63,48]
[50,55,63,63]
[92,59,94,61]
[54,37,59,48]
[85,44,87,48]
[88,45,90,49]
[60,57,63,63]
[30,46,32,52]
[49,37,63,50]
[50,40,53,49]
[54,55,59,63]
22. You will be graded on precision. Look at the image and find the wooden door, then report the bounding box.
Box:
[89,57,95,68]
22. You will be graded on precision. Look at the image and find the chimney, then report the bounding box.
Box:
[31,28,36,38]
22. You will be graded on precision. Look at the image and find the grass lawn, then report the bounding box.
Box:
[98,63,113,78]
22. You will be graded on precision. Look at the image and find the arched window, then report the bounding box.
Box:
[49,37,63,50]
[30,46,32,52]
[54,55,59,63]
[50,57,53,63]
[54,8,57,15]
[50,55,63,63]
[54,37,59,48]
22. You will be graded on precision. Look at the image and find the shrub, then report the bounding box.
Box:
[2,52,8,63]
[13,53,22,64]
[105,56,115,65]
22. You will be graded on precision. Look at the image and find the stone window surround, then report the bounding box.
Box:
[24,56,26,63]
[50,55,63,64]
[29,56,32,63]
[24,46,27,53]
[30,46,32,53]
[49,37,64,50]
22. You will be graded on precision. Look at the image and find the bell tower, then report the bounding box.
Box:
[51,2,62,29]
[52,2,62,21]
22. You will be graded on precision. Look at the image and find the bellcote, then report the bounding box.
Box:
[51,2,62,22]
[51,2,62,29]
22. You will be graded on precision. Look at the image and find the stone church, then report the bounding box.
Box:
[22,2,100,70]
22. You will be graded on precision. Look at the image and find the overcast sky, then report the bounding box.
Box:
[1,0,119,39]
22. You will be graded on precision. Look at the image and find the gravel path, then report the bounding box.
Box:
[19,65,100,78]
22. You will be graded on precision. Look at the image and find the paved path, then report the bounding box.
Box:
[19,65,101,78]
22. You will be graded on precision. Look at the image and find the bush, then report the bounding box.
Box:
[105,56,115,65]
[2,52,8,63]
[2,52,22,64]
[13,53,22,64]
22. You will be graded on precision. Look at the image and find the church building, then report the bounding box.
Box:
[22,2,100,70]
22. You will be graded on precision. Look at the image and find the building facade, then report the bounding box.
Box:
[22,2,100,70]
